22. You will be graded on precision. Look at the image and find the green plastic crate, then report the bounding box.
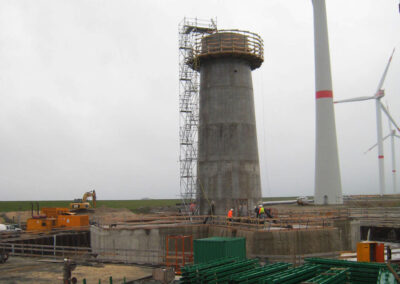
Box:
[193,237,246,264]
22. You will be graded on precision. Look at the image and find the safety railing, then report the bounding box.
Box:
[0,242,164,265]
[0,242,90,258]
[190,29,264,70]
[347,207,400,227]
[93,214,336,232]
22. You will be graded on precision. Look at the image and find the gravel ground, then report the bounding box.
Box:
[0,256,153,283]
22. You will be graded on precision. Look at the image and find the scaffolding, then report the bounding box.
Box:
[178,18,217,212]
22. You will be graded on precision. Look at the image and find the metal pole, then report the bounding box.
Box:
[390,130,397,193]
[376,100,385,195]
[53,235,56,256]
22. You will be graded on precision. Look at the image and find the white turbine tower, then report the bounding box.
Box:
[365,106,400,193]
[335,49,396,196]
[312,0,343,205]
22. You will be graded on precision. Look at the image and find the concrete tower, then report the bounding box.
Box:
[312,0,343,204]
[190,30,264,215]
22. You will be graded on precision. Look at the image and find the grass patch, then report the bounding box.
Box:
[96,199,179,213]
[0,199,180,213]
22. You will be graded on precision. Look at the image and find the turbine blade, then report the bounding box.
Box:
[365,142,378,153]
[380,102,400,132]
[364,134,391,154]
[383,133,391,141]
[334,96,375,104]
[375,48,395,94]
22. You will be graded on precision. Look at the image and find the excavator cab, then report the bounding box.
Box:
[70,190,96,211]
[70,202,90,210]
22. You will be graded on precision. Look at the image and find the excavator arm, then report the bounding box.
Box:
[82,190,96,208]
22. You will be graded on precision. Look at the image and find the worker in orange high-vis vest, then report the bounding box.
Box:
[227,208,234,222]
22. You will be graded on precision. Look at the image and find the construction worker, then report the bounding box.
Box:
[227,208,234,222]
[203,201,215,224]
[189,202,196,215]
[63,258,76,284]
[265,208,273,219]
[258,205,265,219]
[254,206,259,218]
[210,201,215,216]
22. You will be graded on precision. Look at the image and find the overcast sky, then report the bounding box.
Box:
[0,0,399,201]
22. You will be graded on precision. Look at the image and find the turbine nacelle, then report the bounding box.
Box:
[375,89,385,99]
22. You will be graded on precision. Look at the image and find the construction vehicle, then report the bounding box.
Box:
[297,196,310,206]
[26,205,89,232]
[70,190,96,211]
[0,224,21,232]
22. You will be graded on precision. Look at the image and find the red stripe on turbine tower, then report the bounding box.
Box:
[378,155,384,159]
[312,0,343,205]
[316,90,333,99]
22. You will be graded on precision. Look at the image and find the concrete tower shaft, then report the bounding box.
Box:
[192,31,264,215]
[312,0,343,205]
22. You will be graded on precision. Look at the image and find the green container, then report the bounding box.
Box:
[193,237,246,264]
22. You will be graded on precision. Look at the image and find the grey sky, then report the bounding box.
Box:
[0,0,399,201]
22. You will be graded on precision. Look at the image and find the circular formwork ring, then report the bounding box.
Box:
[188,29,264,71]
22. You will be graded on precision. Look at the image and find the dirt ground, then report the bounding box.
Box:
[1,211,32,224]
[0,256,153,284]
[88,206,138,224]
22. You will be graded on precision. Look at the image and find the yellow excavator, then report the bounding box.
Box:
[70,190,97,211]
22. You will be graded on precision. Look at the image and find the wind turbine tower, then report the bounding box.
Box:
[335,50,396,196]
[312,0,343,204]
[365,106,400,194]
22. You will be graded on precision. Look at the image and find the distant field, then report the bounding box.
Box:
[0,199,179,213]
[0,197,299,213]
